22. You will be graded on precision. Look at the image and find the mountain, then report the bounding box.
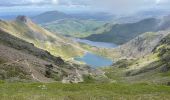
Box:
[116,31,170,58]
[32,11,71,24]
[42,19,106,37]
[114,10,169,24]
[0,16,85,59]
[125,33,170,84]
[104,31,170,84]
[85,16,170,45]
[85,18,160,44]
[70,12,114,21]
[0,29,105,83]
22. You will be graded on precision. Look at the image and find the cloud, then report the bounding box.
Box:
[57,0,170,14]
[0,0,59,6]
[0,0,170,14]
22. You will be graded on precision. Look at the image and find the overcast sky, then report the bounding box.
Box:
[0,0,170,15]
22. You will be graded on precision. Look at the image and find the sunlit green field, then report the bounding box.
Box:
[0,81,170,100]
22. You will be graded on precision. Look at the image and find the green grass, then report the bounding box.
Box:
[0,58,7,64]
[160,71,170,77]
[0,81,170,100]
[42,19,106,38]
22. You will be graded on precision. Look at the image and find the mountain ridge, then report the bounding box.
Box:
[85,16,170,45]
[0,16,85,59]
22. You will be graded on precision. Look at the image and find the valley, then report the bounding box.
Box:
[0,1,170,99]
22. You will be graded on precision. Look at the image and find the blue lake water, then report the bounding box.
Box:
[74,53,113,68]
[74,38,117,48]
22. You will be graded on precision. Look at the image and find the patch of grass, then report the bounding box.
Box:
[82,75,95,83]
[103,67,125,82]
[0,82,170,100]
[160,71,170,77]
[0,65,29,80]
[0,58,6,64]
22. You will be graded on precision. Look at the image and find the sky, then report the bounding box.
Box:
[0,0,170,15]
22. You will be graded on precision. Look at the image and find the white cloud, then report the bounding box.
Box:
[52,0,58,4]
[0,0,170,14]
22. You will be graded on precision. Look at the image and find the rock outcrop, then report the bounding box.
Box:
[0,28,106,83]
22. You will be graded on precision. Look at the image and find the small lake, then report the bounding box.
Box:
[74,38,117,48]
[74,53,113,68]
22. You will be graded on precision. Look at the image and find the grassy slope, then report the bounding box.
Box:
[103,34,170,84]
[42,19,106,38]
[0,17,84,59]
[0,81,170,100]
[0,33,170,99]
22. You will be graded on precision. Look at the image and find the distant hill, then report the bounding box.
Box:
[32,11,113,24]
[85,16,170,45]
[32,11,72,24]
[0,16,85,59]
[85,18,160,44]
[42,19,106,37]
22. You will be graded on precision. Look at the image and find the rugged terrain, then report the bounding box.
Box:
[0,16,85,59]
[0,13,170,100]
[104,32,170,84]
[0,21,106,83]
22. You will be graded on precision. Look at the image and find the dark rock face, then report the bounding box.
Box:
[160,65,170,72]
[167,82,170,86]
[45,64,54,69]
[56,57,65,65]
[16,16,29,23]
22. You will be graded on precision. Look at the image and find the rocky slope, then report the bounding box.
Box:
[0,29,106,83]
[116,30,170,58]
[105,32,170,84]
[0,16,85,59]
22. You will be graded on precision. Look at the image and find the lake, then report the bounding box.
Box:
[74,38,117,48]
[74,53,113,68]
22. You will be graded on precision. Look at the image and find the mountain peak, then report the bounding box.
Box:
[16,15,31,23]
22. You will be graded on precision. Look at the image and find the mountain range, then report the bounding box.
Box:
[32,11,113,24]
[85,16,170,45]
